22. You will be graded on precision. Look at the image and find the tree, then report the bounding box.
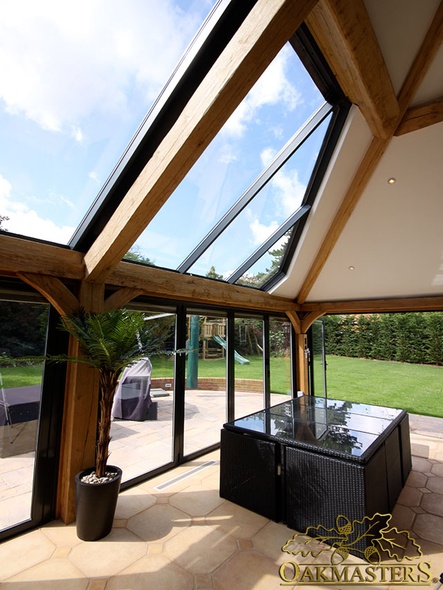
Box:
[206,266,224,280]
[124,245,155,265]
[54,308,160,478]
[0,214,9,231]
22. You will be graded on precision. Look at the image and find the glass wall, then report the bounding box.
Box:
[310,318,327,397]
[184,312,227,456]
[234,315,265,418]
[269,317,293,403]
[109,308,176,483]
[0,300,49,530]
[0,293,295,538]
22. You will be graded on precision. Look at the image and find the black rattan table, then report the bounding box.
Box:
[220,396,411,536]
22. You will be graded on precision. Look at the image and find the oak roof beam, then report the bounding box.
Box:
[305,0,399,139]
[109,261,300,314]
[395,97,443,136]
[0,234,84,279]
[297,2,443,304]
[300,296,443,314]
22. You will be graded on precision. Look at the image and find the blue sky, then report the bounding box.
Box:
[0,0,215,242]
[0,0,327,281]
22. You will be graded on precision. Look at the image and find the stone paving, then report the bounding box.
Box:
[0,414,442,589]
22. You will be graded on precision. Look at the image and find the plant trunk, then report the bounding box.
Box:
[96,371,119,478]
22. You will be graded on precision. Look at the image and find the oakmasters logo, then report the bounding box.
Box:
[279,513,441,586]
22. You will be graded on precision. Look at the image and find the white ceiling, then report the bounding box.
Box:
[273,0,443,303]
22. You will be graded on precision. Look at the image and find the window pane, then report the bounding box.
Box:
[234,229,295,289]
[184,313,227,456]
[0,301,49,530]
[186,116,330,279]
[234,316,265,418]
[269,317,292,400]
[0,2,215,243]
[130,43,325,269]
[109,308,176,482]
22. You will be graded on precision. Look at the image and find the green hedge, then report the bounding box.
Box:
[323,312,443,365]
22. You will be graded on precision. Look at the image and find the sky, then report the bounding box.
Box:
[136,44,327,278]
[0,0,215,242]
[0,0,328,282]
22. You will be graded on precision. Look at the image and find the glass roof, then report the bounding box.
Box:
[0,0,216,243]
[127,41,334,287]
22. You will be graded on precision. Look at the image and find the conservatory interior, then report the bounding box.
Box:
[0,0,443,587]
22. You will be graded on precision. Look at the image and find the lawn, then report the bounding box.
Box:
[0,364,44,388]
[1,355,441,418]
[323,355,443,418]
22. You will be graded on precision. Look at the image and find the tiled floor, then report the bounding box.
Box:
[0,389,284,529]
[0,415,442,589]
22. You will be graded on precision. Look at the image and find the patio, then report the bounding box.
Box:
[0,409,442,588]
[0,389,285,530]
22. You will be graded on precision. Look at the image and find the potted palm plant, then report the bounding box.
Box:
[55,307,158,541]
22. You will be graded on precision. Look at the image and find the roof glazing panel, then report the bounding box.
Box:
[0,0,215,243]
[129,43,326,271]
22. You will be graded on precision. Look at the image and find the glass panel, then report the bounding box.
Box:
[227,397,404,459]
[0,3,215,243]
[0,301,49,530]
[269,317,292,402]
[130,43,325,269]
[234,229,294,288]
[234,316,264,418]
[186,117,330,279]
[184,313,227,456]
[109,309,176,482]
[311,318,327,397]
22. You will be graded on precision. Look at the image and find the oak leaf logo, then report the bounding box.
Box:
[282,513,422,564]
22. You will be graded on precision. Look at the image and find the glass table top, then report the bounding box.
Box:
[224,396,406,461]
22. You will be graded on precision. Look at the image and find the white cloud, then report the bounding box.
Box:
[0,173,75,242]
[260,147,276,168]
[249,218,279,246]
[0,174,12,199]
[271,166,306,216]
[0,0,200,136]
[71,126,84,143]
[88,171,100,184]
[223,45,302,137]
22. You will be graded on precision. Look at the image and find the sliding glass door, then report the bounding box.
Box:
[269,316,293,404]
[184,312,227,456]
[109,307,176,483]
[0,300,49,531]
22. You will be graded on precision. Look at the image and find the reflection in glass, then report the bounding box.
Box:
[228,397,404,459]
[0,301,49,530]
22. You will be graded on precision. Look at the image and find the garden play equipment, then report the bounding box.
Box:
[212,335,250,365]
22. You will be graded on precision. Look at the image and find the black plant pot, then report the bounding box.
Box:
[75,465,122,541]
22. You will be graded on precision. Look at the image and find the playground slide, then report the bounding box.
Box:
[212,335,250,365]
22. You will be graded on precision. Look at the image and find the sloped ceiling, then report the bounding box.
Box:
[273,0,443,304]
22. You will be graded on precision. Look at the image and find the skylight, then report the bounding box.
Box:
[0,0,215,243]
[126,37,343,289]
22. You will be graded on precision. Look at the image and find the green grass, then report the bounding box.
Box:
[0,364,44,388]
[152,355,291,394]
[323,355,443,418]
[2,355,441,417]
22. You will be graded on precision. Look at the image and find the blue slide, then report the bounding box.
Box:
[212,335,250,364]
